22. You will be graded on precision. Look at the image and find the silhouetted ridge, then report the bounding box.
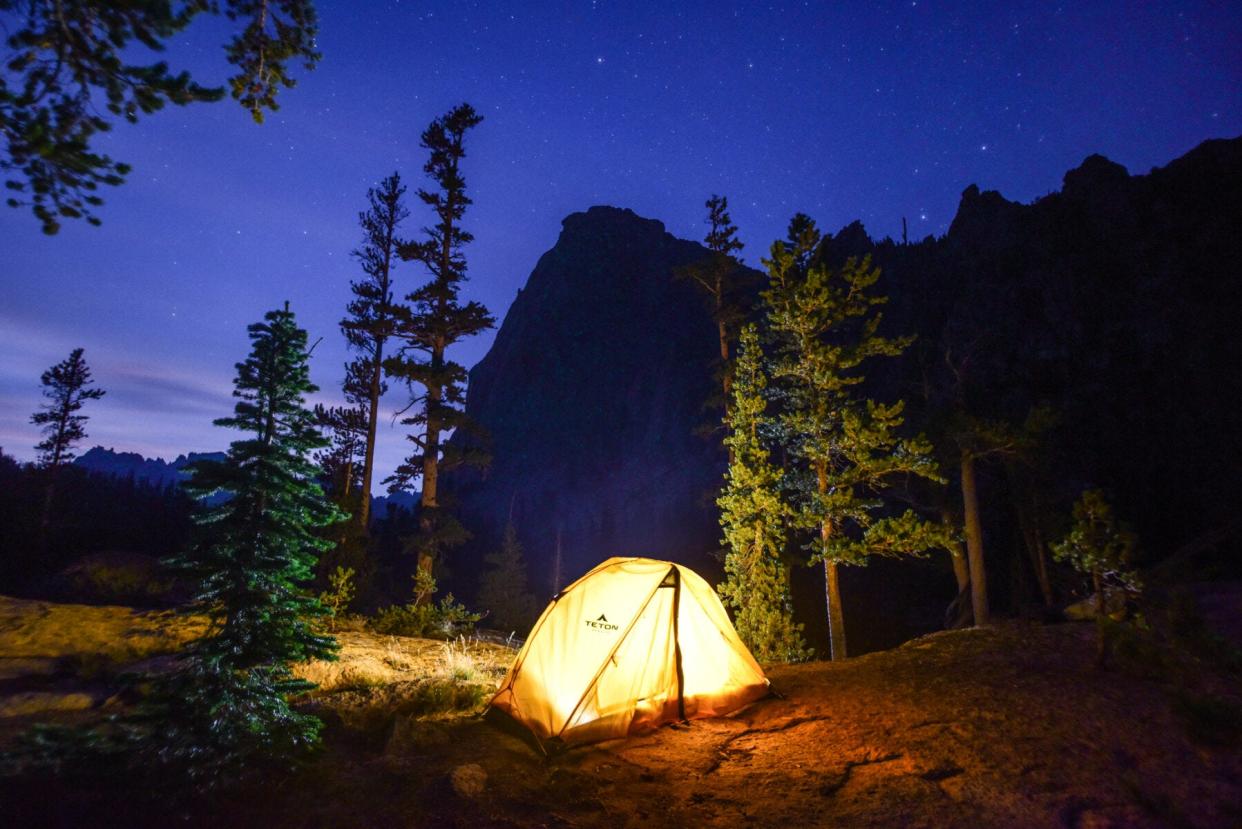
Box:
[449,205,761,596]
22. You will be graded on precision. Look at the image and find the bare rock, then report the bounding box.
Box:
[450,763,488,798]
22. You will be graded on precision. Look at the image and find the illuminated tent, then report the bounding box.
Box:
[488,557,770,751]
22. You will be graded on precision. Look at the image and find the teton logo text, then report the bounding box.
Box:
[584,613,619,631]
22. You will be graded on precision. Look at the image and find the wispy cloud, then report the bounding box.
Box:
[1,311,231,462]
[0,310,409,487]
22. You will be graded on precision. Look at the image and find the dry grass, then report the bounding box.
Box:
[0,595,518,730]
[0,596,205,667]
[293,630,512,693]
[438,636,483,682]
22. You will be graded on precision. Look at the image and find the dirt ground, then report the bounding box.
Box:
[2,597,1240,828]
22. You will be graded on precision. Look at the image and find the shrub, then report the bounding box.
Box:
[369,595,479,639]
[59,552,178,606]
[318,566,357,631]
[368,571,480,639]
[1052,489,1141,666]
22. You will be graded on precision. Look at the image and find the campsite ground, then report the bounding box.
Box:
[1,594,1240,828]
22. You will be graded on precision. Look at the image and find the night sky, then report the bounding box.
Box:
[2,1,1239,489]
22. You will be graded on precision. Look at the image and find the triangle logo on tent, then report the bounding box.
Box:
[585,612,619,631]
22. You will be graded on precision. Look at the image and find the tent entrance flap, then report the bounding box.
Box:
[487,557,770,749]
[555,571,668,741]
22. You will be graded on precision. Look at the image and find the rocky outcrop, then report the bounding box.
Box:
[448,207,743,596]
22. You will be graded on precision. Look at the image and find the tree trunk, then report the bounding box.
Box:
[39,471,56,544]
[359,341,383,529]
[422,399,440,513]
[416,344,444,602]
[40,400,71,542]
[960,450,989,626]
[716,283,734,465]
[824,556,847,661]
[361,212,397,529]
[817,460,847,660]
[1009,464,1054,608]
[1020,509,1054,609]
[1092,568,1107,667]
[940,507,970,595]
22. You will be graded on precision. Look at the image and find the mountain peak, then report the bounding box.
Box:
[560,205,669,238]
[1061,153,1130,198]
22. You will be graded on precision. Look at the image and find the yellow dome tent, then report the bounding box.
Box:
[488,557,770,751]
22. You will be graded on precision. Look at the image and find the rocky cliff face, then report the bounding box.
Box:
[448,207,737,595]
[451,137,1242,653]
[845,137,1242,556]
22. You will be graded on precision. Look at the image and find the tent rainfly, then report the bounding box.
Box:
[488,557,770,751]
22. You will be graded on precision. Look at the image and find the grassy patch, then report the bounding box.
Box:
[439,637,482,682]
[400,678,487,716]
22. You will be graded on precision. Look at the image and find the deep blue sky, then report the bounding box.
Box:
[2,1,1239,489]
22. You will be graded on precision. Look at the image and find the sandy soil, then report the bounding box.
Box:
[1,598,1239,828]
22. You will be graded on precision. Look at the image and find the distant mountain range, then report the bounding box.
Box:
[74,446,224,488]
[73,446,419,519]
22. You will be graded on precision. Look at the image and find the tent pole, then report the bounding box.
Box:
[672,566,686,721]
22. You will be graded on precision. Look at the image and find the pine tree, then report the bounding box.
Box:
[312,394,371,592]
[476,521,539,634]
[1052,489,1140,667]
[676,195,752,416]
[385,103,495,582]
[946,408,1050,625]
[342,172,410,529]
[30,347,105,538]
[928,338,1056,625]
[1,1,319,233]
[764,218,945,660]
[223,0,321,123]
[717,325,810,663]
[163,304,344,780]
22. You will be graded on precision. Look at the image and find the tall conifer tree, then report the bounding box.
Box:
[386,103,495,580]
[166,304,343,777]
[717,325,809,662]
[30,347,105,536]
[764,218,944,660]
[342,172,409,528]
